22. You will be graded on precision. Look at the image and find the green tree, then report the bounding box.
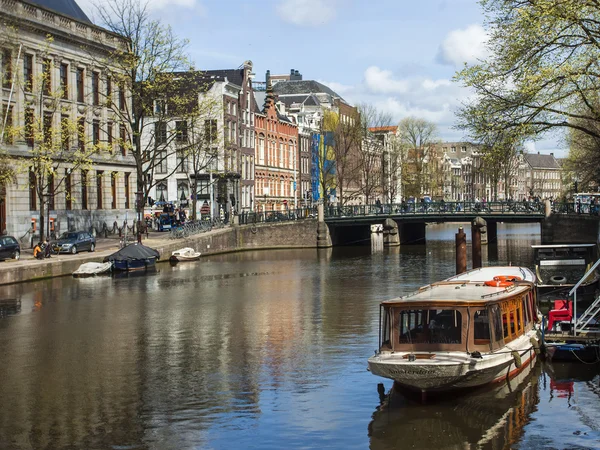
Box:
[456,0,600,142]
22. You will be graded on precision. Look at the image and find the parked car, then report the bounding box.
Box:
[0,236,20,260]
[53,231,96,254]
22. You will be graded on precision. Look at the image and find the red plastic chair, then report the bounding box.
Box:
[547,300,573,332]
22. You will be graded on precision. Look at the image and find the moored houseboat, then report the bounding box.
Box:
[367,267,540,397]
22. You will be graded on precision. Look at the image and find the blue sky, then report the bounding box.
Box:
[80,0,565,156]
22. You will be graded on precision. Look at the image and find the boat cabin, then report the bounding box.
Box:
[378,281,537,354]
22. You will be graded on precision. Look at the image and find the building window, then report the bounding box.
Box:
[156,150,167,174]
[107,122,113,151]
[77,117,85,151]
[176,149,188,172]
[96,171,103,209]
[155,122,167,145]
[119,83,125,111]
[23,54,33,92]
[120,124,127,156]
[175,120,188,143]
[42,58,52,96]
[61,115,70,150]
[43,113,52,145]
[92,120,100,147]
[177,180,189,203]
[81,170,88,210]
[111,172,117,209]
[1,105,12,144]
[2,49,11,89]
[461,146,467,153]
[205,119,217,143]
[124,172,130,209]
[156,181,167,202]
[24,108,34,147]
[106,76,111,106]
[65,169,72,210]
[92,72,99,106]
[29,169,36,210]
[76,68,84,103]
[60,63,68,99]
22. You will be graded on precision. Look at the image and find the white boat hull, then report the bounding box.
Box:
[170,248,201,262]
[368,330,539,392]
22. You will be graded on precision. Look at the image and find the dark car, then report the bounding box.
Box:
[0,236,20,261]
[53,231,96,254]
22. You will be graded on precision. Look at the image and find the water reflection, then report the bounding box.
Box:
[0,223,597,449]
[369,362,541,450]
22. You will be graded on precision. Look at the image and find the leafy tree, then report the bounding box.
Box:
[93,0,192,236]
[396,117,438,198]
[456,0,600,142]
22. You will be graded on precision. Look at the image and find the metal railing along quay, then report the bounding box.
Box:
[238,208,317,225]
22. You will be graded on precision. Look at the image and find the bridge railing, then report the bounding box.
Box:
[552,202,600,215]
[324,201,546,218]
[239,207,318,225]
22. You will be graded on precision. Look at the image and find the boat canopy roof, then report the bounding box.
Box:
[104,243,160,262]
[382,266,534,306]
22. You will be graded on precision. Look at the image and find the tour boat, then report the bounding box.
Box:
[169,247,201,262]
[72,262,112,278]
[367,267,540,396]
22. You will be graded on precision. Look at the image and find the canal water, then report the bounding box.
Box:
[0,223,599,449]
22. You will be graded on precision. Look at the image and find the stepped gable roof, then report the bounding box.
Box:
[273,80,346,103]
[524,153,561,169]
[28,0,92,23]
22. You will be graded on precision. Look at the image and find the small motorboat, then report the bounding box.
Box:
[72,262,112,278]
[104,243,160,271]
[367,266,541,398]
[170,247,201,262]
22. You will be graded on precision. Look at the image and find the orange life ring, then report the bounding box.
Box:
[484,275,522,287]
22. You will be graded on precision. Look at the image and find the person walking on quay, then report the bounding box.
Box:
[577,198,582,214]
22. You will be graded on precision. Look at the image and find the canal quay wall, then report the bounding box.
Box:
[541,214,600,245]
[0,220,319,286]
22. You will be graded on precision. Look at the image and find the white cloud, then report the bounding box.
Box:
[319,66,476,142]
[437,24,489,67]
[364,66,410,95]
[276,0,338,26]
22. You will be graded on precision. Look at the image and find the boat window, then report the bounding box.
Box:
[473,309,490,344]
[516,306,522,333]
[398,309,462,345]
[490,305,504,347]
[522,297,530,326]
[502,313,509,339]
[382,307,392,348]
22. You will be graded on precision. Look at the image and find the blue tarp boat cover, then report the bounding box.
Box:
[104,243,160,262]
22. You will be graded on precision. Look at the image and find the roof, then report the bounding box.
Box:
[524,153,561,170]
[278,94,320,107]
[369,126,398,133]
[27,0,91,23]
[203,69,244,87]
[382,266,535,305]
[273,80,346,103]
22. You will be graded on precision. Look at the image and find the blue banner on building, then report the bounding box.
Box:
[311,133,321,202]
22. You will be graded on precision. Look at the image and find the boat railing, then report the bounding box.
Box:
[569,258,600,334]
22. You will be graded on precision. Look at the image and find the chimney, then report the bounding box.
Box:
[537,151,540,154]
[265,69,271,84]
[550,152,554,156]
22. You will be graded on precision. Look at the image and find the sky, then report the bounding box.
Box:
[78,0,566,157]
